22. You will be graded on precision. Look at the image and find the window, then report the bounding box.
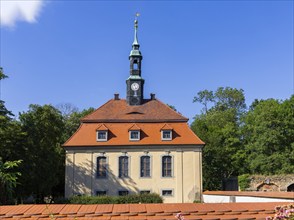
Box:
[140,190,151,194]
[161,130,172,140]
[118,190,129,196]
[119,156,129,178]
[140,156,150,177]
[96,191,107,196]
[97,131,108,141]
[133,63,138,70]
[97,156,107,178]
[162,190,173,196]
[162,155,172,177]
[129,130,140,141]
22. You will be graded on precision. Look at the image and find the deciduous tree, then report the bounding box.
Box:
[191,87,246,190]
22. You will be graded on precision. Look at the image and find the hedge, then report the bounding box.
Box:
[69,193,163,204]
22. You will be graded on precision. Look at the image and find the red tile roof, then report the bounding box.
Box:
[97,124,109,131]
[0,202,291,220]
[81,99,188,123]
[203,191,294,200]
[161,124,173,131]
[63,122,204,147]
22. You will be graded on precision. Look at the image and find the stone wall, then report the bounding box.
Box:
[247,174,294,192]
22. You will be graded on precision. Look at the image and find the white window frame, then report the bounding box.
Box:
[96,190,107,196]
[161,155,173,178]
[161,189,174,197]
[129,130,140,141]
[140,155,151,178]
[118,155,129,178]
[97,130,108,142]
[118,190,129,196]
[96,156,107,178]
[161,130,172,141]
[140,190,151,194]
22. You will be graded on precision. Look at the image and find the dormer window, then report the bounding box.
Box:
[96,124,109,142]
[162,130,172,141]
[97,131,108,141]
[129,130,140,141]
[129,124,141,141]
[161,124,173,141]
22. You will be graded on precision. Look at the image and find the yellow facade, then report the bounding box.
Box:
[65,146,202,203]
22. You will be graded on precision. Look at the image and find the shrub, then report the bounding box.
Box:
[238,174,251,191]
[69,193,163,204]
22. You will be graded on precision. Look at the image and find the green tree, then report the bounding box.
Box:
[61,107,95,141]
[0,67,8,80]
[17,104,65,202]
[242,96,294,174]
[191,87,246,190]
[0,69,24,203]
[0,158,22,204]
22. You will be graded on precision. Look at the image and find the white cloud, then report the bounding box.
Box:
[0,0,45,28]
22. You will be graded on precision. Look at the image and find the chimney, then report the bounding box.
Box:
[114,93,120,100]
[150,93,156,100]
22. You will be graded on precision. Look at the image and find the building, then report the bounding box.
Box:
[63,18,205,203]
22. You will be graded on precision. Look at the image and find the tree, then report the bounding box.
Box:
[242,96,294,174]
[0,158,22,204]
[61,107,95,141]
[17,104,65,202]
[191,87,246,190]
[0,68,24,203]
[0,67,8,80]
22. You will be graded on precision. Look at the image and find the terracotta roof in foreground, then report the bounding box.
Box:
[203,191,294,200]
[81,99,188,123]
[64,122,204,147]
[0,202,290,220]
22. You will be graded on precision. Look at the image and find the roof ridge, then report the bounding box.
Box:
[155,98,189,121]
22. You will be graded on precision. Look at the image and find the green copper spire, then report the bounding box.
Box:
[133,19,139,46]
[130,14,142,57]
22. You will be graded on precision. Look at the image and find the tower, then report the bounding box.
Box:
[126,18,145,105]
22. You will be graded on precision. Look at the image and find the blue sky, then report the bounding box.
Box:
[1,0,293,122]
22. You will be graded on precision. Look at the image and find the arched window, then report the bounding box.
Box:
[119,156,129,178]
[97,156,107,178]
[162,155,172,177]
[140,156,150,177]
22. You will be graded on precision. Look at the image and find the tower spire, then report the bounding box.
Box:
[130,13,141,57]
[126,13,145,106]
[132,14,139,48]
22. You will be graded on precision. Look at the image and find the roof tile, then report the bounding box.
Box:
[81,99,188,123]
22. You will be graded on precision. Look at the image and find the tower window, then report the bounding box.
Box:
[133,63,138,70]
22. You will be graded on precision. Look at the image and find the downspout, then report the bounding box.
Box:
[182,150,184,203]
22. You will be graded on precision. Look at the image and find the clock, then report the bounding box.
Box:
[131,82,139,91]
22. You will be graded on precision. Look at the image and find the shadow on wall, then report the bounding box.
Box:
[65,158,139,197]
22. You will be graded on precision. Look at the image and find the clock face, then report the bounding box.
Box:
[131,82,139,91]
